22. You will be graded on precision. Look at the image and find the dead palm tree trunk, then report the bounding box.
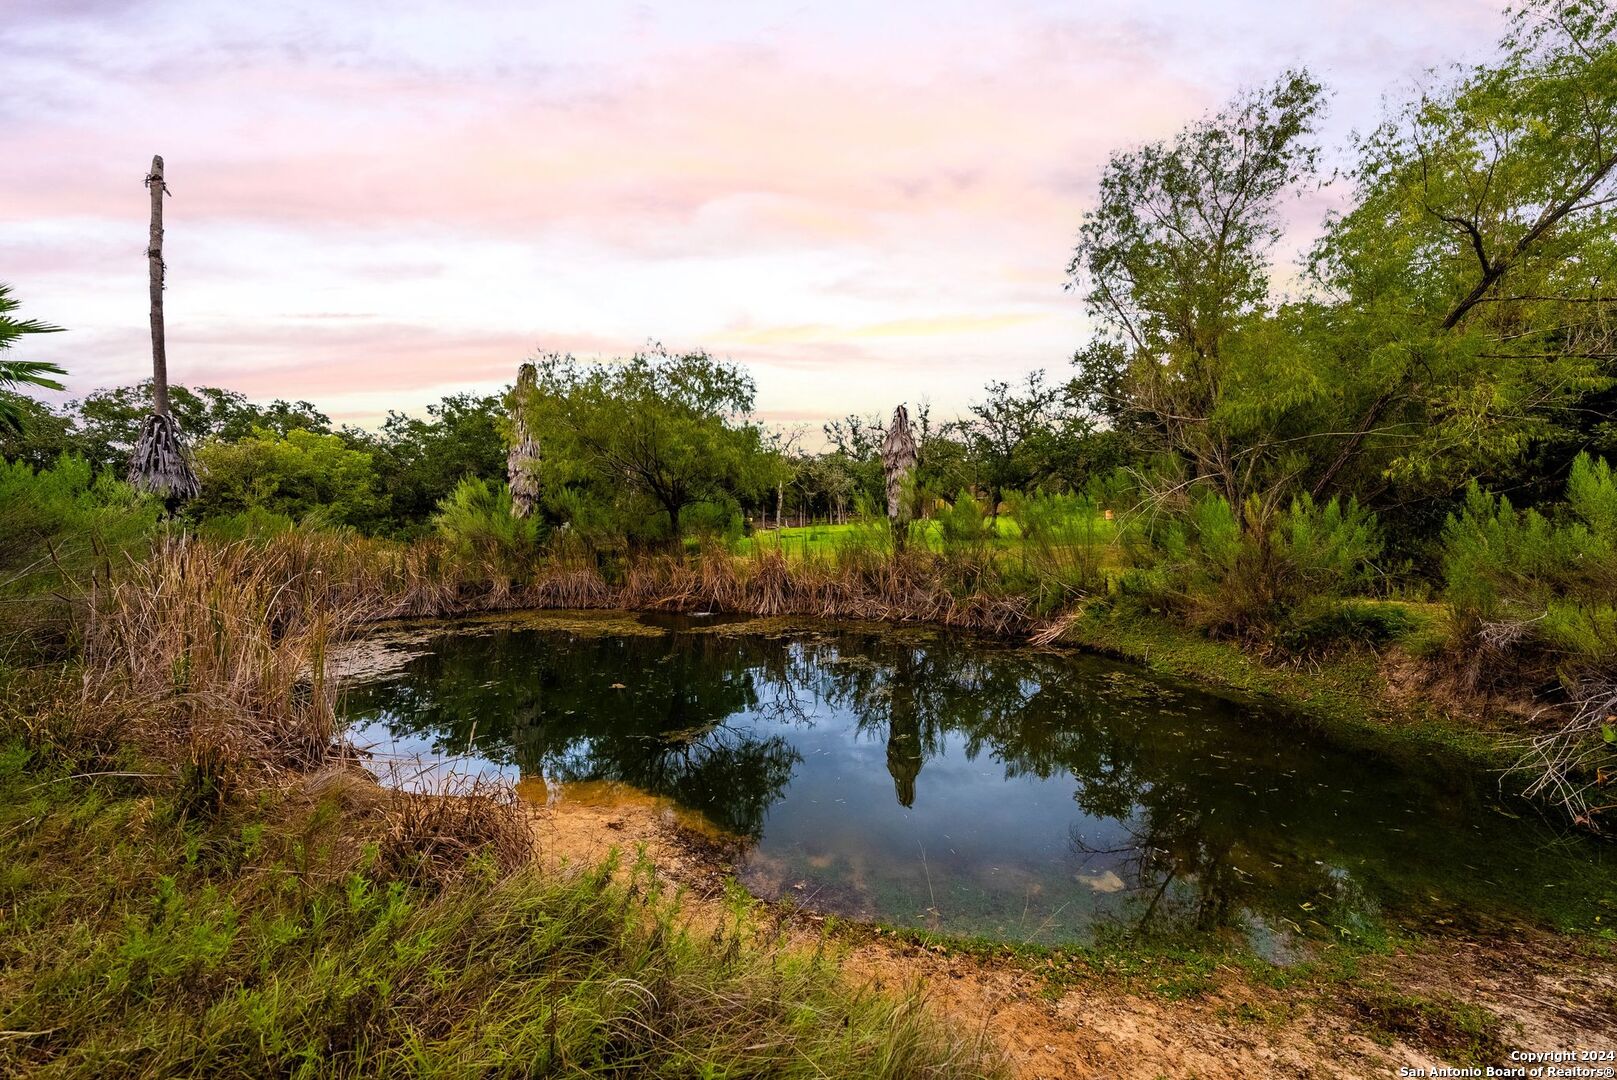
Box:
[507,362,542,517]
[881,404,917,548]
[128,154,199,505]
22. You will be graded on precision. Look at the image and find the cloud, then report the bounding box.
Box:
[2,0,1510,427]
[726,312,1051,345]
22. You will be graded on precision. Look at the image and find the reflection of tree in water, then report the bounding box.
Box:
[343,630,801,837]
[347,624,1580,940]
[782,634,1383,938]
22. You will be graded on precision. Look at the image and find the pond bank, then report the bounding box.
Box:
[334,610,1617,1075]
[528,771,1617,1080]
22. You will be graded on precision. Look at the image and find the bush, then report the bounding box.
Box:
[936,490,993,582]
[1276,600,1414,656]
[1003,490,1108,604]
[432,477,540,587]
[191,428,388,532]
[679,499,744,546]
[1441,453,1617,673]
[1128,490,1382,639]
[1442,454,1617,828]
[0,455,160,652]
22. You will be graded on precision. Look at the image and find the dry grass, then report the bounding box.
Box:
[0,525,1004,1079]
[81,534,360,778]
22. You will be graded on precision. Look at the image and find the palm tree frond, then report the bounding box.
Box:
[0,359,67,394]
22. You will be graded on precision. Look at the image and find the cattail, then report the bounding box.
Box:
[128,154,199,504]
[507,362,541,518]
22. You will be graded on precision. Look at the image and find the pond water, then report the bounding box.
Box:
[339,612,1615,950]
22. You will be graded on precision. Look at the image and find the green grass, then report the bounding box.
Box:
[1347,983,1508,1067]
[0,743,1000,1079]
[736,514,1120,560]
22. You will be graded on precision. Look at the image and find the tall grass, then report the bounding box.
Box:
[81,534,363,778]
[0,516,1003,1079]
[0,748,1001,1079]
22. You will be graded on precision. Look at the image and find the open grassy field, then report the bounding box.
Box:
[736,513,1120,559]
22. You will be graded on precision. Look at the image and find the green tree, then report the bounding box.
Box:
[371,392,507,533]
[190,427,386,530]
[1308,0,1617,505]
[1068,71,1327,511]
[0,284,66,434]
[516,348,773,545]
[957,371,1094,513]
[70,383,332,476]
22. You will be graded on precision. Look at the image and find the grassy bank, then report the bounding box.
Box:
[0,745,996,1078]
[1051,603,1515,768]
[0,532,1002,1079]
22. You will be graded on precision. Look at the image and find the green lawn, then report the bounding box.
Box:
[736,514,1120,560]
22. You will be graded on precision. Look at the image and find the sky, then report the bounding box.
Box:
[3,0,1506,431]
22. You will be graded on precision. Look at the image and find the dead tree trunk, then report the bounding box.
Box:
[507,362,542,517]
[147,155,170,418]
[881,404,917,548]
[128,154,199,504]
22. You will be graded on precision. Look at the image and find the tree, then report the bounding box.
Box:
[127,155,199,504]
[72,383,331,476]
[0,284,66,434]
[504,363,542,518]
[1308,0,1617,506]
[515,347,772,545]
[1068,71,1327,511]
[958,371,1093,513]
[881,404,918,541]
[371,392,507,533]
[190,427,386,530]
[823,412,888,509]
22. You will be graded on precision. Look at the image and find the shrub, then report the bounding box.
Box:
[0,455,160,653]
[1004,490,1108,603]
[191,427,388,532]
[1441,454,1617,828]
[936,490,993,583]
[432,477,540,588]
[679,499,744,546]
[1276,600,1414,656]
[1127,490,1382,639]
[1442,453,1617,671]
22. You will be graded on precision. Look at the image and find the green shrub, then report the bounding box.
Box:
[432,477,540,584]
[1442,453,1617,672]
[679,499,744,546]
[1003,490,1108,602]
[1127,491,1382,639]
[1276,600,1414,656]
[936,490,992,581]
[0,455,160,651]
[191,427,388,532]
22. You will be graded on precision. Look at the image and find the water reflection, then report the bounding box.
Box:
[341,618,1614,947]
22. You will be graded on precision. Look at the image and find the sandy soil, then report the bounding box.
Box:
[521,781,1617,1080]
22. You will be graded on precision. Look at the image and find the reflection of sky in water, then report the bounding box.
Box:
[349,721,522,792]
[339,617,1617,949]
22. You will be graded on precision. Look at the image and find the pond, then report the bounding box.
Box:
[338,611,1615,951]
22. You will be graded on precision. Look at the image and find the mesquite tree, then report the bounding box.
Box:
[128,154,199,504]
[881,404,917,543]
[506,362,542,518]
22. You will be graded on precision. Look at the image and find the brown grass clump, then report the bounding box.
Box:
[372,772,534,889]
[82,534,365,778]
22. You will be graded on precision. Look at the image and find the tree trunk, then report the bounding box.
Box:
[147,155,170,418]
[881,404,918,547]
[129,154,199,503]
[507,362,542,517]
